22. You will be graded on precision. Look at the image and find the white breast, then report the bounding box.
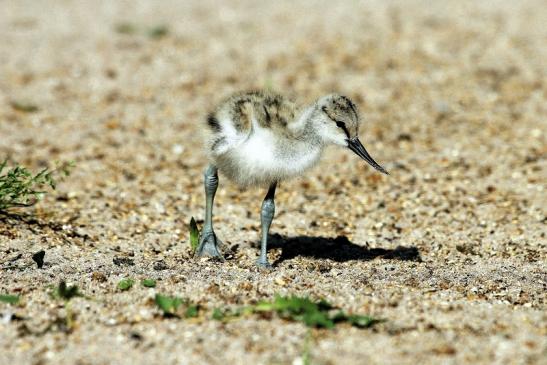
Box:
[216,126,323,187]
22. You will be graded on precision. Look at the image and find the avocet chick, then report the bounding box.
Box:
[197,90,388,268]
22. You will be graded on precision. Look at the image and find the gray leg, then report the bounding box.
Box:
[257,182,277,268]
[196,164,224,260]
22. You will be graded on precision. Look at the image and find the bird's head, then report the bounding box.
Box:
[314,94,388,175]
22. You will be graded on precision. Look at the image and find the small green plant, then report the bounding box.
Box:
[189,217,199,252]
[254,295,380,329]
[155,294,184,316]
[51,281,83,301]
[154,294,200,318]
[117,278,135,291]
[210,307,245,322]
[185,305,199,318]
[141,279,156,288]
[0,159,73,212]
[114,23,169,39]
[114,22,137,34]
[211,308,225,321]
[147,25,169,39]
[254,295,334,328]
[50,281,84,330]
[151,294,380,329]
[10,101,39,113]
[0,294,20,304]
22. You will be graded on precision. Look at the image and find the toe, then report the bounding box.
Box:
[196,233,224,260]
[256,259,273,270]
[196,245,224,260]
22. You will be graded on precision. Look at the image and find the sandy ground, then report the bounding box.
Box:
[1,1,546,364]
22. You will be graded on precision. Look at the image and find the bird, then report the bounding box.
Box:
[196,90,388,268]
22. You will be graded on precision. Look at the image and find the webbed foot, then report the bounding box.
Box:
[256,258,272,270]
[196,230,224,261]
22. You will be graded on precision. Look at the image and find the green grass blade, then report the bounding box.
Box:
[189,217,199,252]
[0,294,20,304]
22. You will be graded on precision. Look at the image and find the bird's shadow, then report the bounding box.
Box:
[265,233,421,265]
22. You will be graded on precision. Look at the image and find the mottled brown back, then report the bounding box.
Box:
[206,90,298,136]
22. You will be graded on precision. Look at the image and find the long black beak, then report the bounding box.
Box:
[347,138,389,175]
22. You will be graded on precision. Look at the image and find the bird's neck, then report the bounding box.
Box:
[289,104,322,142]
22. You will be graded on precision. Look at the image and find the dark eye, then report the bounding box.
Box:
[335,120,350,138]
